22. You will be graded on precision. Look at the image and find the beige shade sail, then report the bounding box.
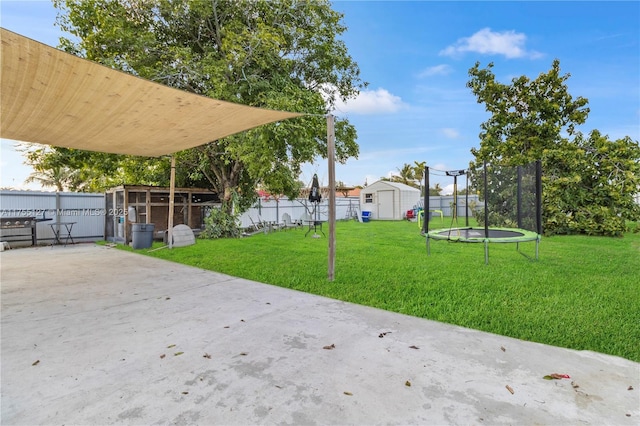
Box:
[0,28,302,157]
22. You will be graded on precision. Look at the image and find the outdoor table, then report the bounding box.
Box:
[304,220,326,237]
[50,222,76,246]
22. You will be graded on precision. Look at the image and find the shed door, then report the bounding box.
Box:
[377,190,395,219]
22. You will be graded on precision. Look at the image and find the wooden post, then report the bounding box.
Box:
[327,114,336,281]
[146,189,151,226]
[168,155,176,249]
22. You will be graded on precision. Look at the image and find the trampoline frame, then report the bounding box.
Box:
[426,226,541,264]
[424,161,542,264]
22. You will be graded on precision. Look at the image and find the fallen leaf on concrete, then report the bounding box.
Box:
[160,354,166,359]
[241,319,245,322]
[167,344,176,348]
[378,332,391,338]
[543,373,570,380]
[343,391,353,396]
[405,380,411,387]
[32,360,40,366]
[323,344,335,350]
[571,381,579,389]
[174,352,184,356]
[628,385,634,391]
[182,391,189,395]
[240,352,248,356]
[506,385,514,394]
[203,353,211,359]
[165,297,171,300]
[224,326,230,328]
[500,346,506,352]
[409,345,419,350]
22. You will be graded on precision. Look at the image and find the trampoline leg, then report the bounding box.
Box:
[484,240,489,264]
[427,236,431,256]
[535,238,539,260]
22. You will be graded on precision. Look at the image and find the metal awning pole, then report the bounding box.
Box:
[168,155,175,249]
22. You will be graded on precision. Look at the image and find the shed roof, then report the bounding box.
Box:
[366,180,420,192]
[0,28,302,157]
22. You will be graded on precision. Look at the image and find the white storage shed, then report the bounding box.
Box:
[359,181,421,220]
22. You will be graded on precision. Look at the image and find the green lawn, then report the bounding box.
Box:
[123,219,640,362]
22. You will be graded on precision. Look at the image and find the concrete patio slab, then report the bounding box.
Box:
[1,244,638,425]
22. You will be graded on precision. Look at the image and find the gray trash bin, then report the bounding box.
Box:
[132,223,154,249]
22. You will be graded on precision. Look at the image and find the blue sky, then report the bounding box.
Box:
[1,1,639,193]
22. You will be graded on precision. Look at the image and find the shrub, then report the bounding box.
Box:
[199,205,242,239]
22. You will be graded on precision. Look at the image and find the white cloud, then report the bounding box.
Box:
[441,128,460,139]
[333,88,406,115]
[417,64,453,78]
[442,184,456,195]
[440,27,541,59]
[363,174,381,186]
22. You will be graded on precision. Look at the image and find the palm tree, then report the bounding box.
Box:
[429,183,443,196]
[412,161,426,182]
[394,163,419,187]
[25,165,76,192]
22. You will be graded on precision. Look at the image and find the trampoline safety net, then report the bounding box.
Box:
[469,161,542,234]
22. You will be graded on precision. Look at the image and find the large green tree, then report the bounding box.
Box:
[467,60,640,236]
[34,0,363,211]
[19,143,178,191]
[543,131,640,236]
[467,59,589,165]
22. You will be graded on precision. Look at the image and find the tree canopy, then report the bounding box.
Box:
[26,0,364,212]
[467,60,640,236]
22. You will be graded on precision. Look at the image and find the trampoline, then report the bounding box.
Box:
[426,226,541,264]
[423,161,542,264]
[427,227,539,243]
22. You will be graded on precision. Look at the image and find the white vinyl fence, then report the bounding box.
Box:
[423,195,480,217]
[0,190,105,246]
[0,190,363,245]
[236,197,361,229]
[2,189,486,247]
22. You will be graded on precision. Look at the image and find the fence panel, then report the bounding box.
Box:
[3,190,496,246]
[236,197,358,229]
[427,195,480,217]
[0,190,105,246]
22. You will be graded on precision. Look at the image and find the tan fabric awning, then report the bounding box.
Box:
[0,28,302,157]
